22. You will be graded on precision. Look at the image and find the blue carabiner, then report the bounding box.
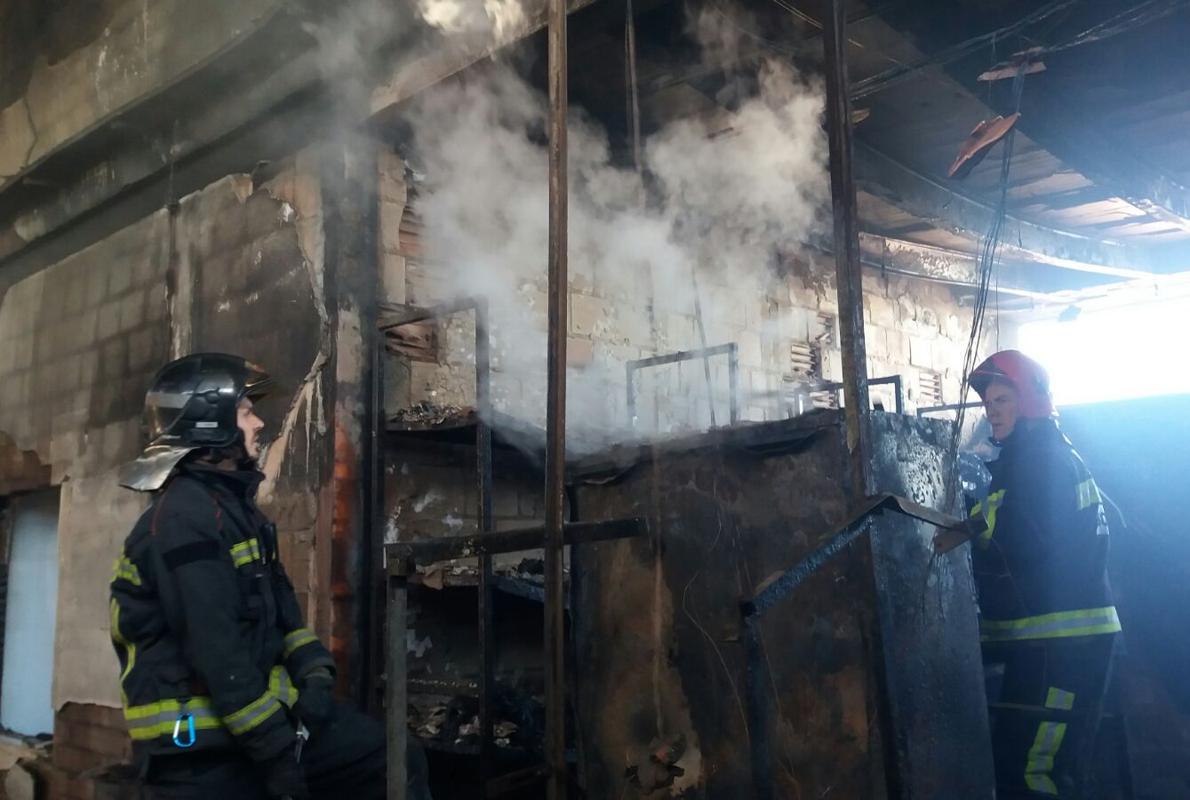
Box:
[172,713,196,748]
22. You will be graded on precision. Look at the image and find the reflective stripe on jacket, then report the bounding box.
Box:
[109,463,335,763]
[969,418,1118,639]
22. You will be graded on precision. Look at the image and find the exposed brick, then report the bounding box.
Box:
[55,719,129,764]
[52,743,96,775]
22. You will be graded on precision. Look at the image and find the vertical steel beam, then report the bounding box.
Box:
[822,0,873,498]
[387,572,408,800]
[368,323,386,715]
[476,302,496,795]
[545,0,570,793]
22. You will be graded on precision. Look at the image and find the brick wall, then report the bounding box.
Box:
[50,704,130,779]
[0,155,335,791]
[377,152,989,443]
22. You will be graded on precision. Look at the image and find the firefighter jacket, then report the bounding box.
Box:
[109,462,335,764]
[969,418,1121,643]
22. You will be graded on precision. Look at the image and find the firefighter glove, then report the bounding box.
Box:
[294,667,335,733]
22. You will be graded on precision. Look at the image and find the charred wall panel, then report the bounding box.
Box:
[571,412,993,799]
[571,414,885,799]
[867,413,994,799]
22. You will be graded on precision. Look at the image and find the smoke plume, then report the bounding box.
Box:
[401,4,829,446]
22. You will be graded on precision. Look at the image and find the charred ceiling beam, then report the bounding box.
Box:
[1007,89,1190,235]
[854,233,1067,299]
[853,142,1160,280]
[868,4,1190,243]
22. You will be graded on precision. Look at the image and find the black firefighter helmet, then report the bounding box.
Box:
[119,353,272,491]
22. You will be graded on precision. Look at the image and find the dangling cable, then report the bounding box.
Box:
[945,69,1027,511]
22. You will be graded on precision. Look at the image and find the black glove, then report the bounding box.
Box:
[264,749,309,800]
[294,668,335,733]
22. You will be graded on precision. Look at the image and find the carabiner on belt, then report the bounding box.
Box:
[172,712,196,748]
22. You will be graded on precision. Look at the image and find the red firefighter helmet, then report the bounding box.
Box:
[968,350,1054,418]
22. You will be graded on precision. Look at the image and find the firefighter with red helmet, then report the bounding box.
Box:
[967,350,1120,798]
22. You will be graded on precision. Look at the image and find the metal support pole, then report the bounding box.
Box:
[476,301,495,795]
[822,0,873,499]
[369,322,386,715]
[386,573,408,800]
[728,344,740,425]
[545,0,570,794]
[743,614,774,800]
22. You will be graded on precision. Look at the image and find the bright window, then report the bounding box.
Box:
[1017,295,1190,406]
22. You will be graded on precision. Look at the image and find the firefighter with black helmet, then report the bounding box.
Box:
[967,350,1120,798]
[110,354,430,799]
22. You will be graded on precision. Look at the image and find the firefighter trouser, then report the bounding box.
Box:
[983,634,1117,798]
[141,701,431,799]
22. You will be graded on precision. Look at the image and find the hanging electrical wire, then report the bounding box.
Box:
[943,68,1028,510]
[852,0,1079,99]
[1043,0,1188,54]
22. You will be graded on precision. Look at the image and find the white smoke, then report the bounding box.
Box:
[400,4,829,446]
[416,0,529,42]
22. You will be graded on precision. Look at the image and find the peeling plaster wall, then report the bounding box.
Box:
[0,156,331,721]
[0,0,282,184]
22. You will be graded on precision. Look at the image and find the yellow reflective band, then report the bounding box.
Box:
[229,538,262,568]
[283,628,319,658]
[980,606,1122,642]
[1025,774,1059,796]
[268,665,300,707]
[110,599,136,707]
[110,554,142,586]
[123,670,299,743]
[1076,478,1101,511]
[1025,720,1067,790]
[972,490,1005,550]
[124,698,224,741]
[223,690,283,736]
[1045,687,1075,711]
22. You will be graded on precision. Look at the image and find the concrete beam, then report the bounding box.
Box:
[0,8,322,269]
[855,233,1056,299]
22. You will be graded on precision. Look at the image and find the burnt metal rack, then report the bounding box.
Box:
[917,401,982,416]
[739,493,984,800]
[626,343,740,426]
[374,2,903,796]
[819,374,905,415]
[376,299,648,799]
